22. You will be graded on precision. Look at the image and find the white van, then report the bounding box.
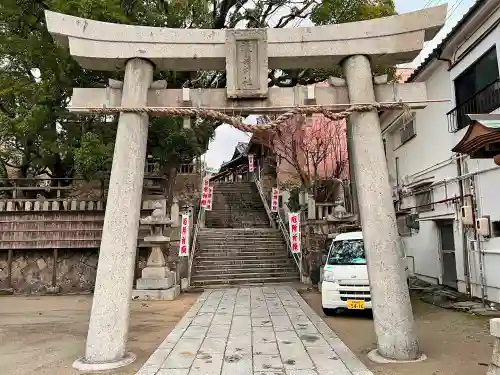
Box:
[321,231,408,315]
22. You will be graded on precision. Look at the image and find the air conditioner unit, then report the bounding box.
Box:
[406,213,420,230]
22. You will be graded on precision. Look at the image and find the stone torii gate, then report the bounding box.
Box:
[44,5,447,371]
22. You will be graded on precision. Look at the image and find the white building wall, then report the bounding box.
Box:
[383,17,500,302]
[448,19,500,302]
[385,62,462,285]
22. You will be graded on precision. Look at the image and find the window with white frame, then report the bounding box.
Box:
[415,189,433,213]
[400,118,416,145]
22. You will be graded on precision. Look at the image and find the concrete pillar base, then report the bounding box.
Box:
[72,352,136,372]
[368,349,427,364]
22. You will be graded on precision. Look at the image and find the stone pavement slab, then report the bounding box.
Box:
[136,286,373,375]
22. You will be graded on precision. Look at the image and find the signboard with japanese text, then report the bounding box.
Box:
[201,177,210,208]
[271,187,279,212]
[179,214,190,257]
[206,187,214,211]
[288,213,301,254]
[248,154,255,172]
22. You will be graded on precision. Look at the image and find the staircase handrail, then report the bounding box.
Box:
[188,206,205,287]
[254,178,276,229]
[254,178,302,275]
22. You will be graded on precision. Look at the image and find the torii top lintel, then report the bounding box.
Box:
[45,5,447,72]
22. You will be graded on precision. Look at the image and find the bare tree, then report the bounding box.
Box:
[254,114,348,199]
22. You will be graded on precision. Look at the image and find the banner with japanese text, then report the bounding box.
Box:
[179,214,190,257]
[288,213,301,254]
[248,154,255,172]
[206,187,214,211]
[201,177,210,208]
[271,187,279,212]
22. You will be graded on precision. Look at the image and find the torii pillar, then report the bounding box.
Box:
[343,55,419,360]
[44,5,447,370]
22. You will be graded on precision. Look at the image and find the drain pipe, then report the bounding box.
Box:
[471,175,487,306]
[457,157,472,297]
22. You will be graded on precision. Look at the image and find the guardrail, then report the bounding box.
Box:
[254,177,302,278]
[187,201,206,288]
[254,177,276,229]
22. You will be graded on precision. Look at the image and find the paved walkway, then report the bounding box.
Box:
[136,287,373,375]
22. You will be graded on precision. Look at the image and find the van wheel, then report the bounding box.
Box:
[322,307,337,316]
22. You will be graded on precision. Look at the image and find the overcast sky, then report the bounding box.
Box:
[203,0,475,169]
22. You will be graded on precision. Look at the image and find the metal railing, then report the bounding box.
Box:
[254,177,276,229]
[254,177,302,277]
[187,202,205,287]
[447,78,500,132]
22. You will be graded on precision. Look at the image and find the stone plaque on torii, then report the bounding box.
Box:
[44,5,447,372]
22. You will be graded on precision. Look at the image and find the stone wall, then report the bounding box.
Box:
[0,246,184,294]
[0,249,98,293]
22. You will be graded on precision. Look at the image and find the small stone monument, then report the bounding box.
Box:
[132,202,180,300]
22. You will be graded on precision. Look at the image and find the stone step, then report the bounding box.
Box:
[194,260,295,268]
[199,228,280,233]
[195,255,292,262]
[191,275,299,286]
[205,217,269,221]
[209,210,266,213]
[205,224,271,228]
[199,244,285,249]
[198,235,281,239]
[200,233,281,236]
[197,252,289,258]
[205,222,269,229]
[192,267,298,277]
[198,247,286,253]
[199,238,285,243]
[192,271,299,281]
[199,245,286,250]
[193,258,295,267]
[206,216,268,220]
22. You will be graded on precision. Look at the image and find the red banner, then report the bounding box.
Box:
[271,187,279,212]
[201,177,210,208]
[288,213,301,254]
[179,214,190,257]
[248,154,254,172]
[206,187,214,211]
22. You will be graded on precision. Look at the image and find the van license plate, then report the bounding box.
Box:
[347,300,365,310]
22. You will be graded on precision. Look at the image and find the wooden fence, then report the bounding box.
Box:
[0,199,166,250]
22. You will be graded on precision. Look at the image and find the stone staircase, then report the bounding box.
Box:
[205,181,270,228]
[191,182,299,287]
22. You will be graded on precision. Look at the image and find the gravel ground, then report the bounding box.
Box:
[301,290,494,375]
[0,293,199,375]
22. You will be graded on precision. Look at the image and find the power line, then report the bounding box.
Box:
[424,0,442,9]
[445,0,467,23]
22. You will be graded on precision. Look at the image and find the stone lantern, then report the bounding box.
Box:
[132,202,180,300]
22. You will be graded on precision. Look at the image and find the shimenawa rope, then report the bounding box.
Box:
[80,102,409,133]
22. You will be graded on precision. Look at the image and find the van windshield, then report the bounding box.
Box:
[327,239,366,265]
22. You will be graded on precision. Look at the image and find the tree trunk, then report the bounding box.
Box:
[161,163,180,216]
